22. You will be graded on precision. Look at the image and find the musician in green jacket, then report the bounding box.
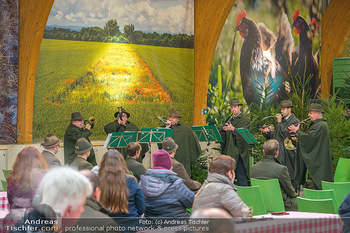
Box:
[220,98,250,186]
[104,108,148,160]
[289,103,334,190]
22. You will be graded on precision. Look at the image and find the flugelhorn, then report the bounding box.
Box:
[257,115,276,136]
[84,117,96,129]
[284,117,310,150]
[156,115,169,125]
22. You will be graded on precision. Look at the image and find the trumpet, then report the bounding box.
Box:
[84,117,96,129]
[284,117,310,150]
[156,115,169,125]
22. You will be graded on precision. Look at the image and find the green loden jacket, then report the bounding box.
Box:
[295,118,334,189]
[64,124,96,166]
[220,113,251,178]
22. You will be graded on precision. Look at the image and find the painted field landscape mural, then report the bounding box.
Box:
[33,0,194,141]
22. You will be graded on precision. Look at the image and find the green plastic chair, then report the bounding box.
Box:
[322,181,350,208]
[1,180,7,191]
[2,169,11,179]
[303,188,338,213]
[236,185,266,216]
[334,158,350,182]
[250,178,285,213]
[297,197,336,214]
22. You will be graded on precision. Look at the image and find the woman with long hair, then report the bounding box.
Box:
[99,150,145,231]
[7,146,48,210]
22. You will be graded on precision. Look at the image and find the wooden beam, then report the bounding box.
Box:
[321,0,350,97]
[193,0,235,126]
[18,0,54,143]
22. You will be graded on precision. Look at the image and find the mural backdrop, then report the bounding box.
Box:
[207,0,322,126]
[0,0,18,144]
[33,0,194,141]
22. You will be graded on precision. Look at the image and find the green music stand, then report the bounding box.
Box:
[104,131,138,149]
[192,125,223,144]
[139,128,174,167]
[192,125,223,172]
[235,128,260,165]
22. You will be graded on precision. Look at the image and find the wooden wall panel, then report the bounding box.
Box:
[18,0,54,143]
[321,0,350,97]
[193,0,235,126]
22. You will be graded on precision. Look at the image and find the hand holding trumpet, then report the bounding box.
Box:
[288,124,299,134]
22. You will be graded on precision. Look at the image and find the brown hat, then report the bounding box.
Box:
[162,137,178,154]
[281,100,293,108]
[71,112,84,121]
[114,108,130,118]
[75,138,93,155]
[229,98,243,106]
[41,134,61,149]
[308,103,323,113]
[169,109,181,118]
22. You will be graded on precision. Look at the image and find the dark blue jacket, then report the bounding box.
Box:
[140,169,194,218]
[339,192,350,233]
[109,175,145,233]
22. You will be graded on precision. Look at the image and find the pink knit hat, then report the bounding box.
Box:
[152,149,172,170]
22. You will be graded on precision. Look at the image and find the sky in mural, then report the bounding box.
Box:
[47,0,194,34]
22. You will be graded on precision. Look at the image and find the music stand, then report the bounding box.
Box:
[104,131,138,149]
[139,128,174,167]
[192,125,223,172]
[235,128,260,165]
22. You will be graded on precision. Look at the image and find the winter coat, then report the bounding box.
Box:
[339,192,350,233]
[70,156,93,171]
[192,173,248,217]
[140,169,194,218]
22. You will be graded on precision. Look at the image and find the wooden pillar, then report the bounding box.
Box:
[17,0,54,143]
[193,0,235,126]
[320,0,350,97]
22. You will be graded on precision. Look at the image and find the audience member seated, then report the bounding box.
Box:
[339,192,350,233]
[99,150,145,232]
[40,134,61,168]
[7,147,48,210]
[250,139,298,211]
[70,138,93,171]
[76,170,120,232]
[140,149,194,218]
[192,155,248,217]
[190,208,235,233]
[125,142,146,182]
[162,137,201,192]
[11,167,92,232]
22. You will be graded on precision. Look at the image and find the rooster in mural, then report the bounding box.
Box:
[235,10,294,107]
[291,9,320,96]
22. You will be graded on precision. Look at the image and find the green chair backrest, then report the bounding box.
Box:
[303,188,338,213]
[1,180,7,191]
[322,181,350,208]
[2,169,11,179]
[250,178,285,212]
[334,158,350,182]
[297,197,336,214]
[236,185,266,216]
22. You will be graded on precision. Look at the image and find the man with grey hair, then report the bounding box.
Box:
[251,139,298,211]
[11,167,92,232]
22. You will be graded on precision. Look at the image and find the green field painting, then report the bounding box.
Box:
[33,39,194,141]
